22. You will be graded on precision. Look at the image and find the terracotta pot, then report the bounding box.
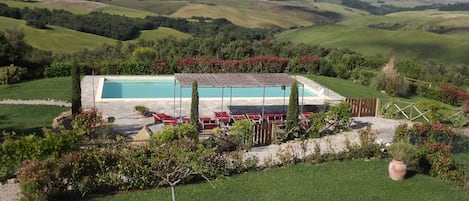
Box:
[388,159,407,181]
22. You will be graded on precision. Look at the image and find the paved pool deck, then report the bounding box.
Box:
[81,75,344,136]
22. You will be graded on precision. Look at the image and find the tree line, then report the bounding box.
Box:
[0,3,273,40]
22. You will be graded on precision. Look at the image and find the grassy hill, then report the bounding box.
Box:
[0,0,158,17]
[171,2,365,28]
[275,10,469,65]
[127,27,192,42]
[0,16,191,53]
[0,16,116,53]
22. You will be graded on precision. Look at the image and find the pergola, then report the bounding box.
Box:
[173,73,306,117]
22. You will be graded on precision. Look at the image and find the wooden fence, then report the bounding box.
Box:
[253,122,275,146]
[345,98,380,117]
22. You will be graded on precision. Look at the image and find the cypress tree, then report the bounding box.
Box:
[190,80,199,127]
[286,80,299,135]
[71,59,81,115]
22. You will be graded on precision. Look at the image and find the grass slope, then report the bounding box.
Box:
[0,16,116,53]
[126,27,192,42]
[0,17,190,52]
[94,5,157,18]
[276,11,469,65]
[307,75,391,99]
[85,160,469,201]
[171,4,313,28]
[0,77,71,101]
[103,0,189,15]
[0,104,69,134]
[0,0,97,14]
[170,1,366,28]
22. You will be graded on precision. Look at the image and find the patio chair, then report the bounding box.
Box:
[163,118,178,126]
[153,113,173,123]
[230,113,246,121]
[181,117,191,123]
[199,117,218,131]
[214,111,230,124]
[300,112,314,119]
[246,113,262,123]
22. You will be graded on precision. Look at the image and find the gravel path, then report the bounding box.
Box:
[0,99,70,107]
[246,117,409,166]
[0,183,20,201]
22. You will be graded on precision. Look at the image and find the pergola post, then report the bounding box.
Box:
[230,87,232,108]
[301,85,305,113]
[262,86,266,117]
[179,85,182,119]
[173,79,176,117]
[221,87,224,112]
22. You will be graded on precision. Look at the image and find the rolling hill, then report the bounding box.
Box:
[275,10,469,65]
[0,16,192,53]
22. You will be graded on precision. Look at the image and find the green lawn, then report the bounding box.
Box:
[307,75,391,99]
[0,77,71,101]
[85,160,469,201]
[0,104,69,134]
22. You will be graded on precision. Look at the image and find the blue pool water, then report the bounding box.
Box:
[101,80,316,98]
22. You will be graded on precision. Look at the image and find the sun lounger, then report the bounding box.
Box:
[163,117,178,126]
[214,111,230,124]
[199,117,218,131]
[230,114,246,121]
[246,113,262,123]
[182,117,191,123]
[153,113,173,123]
[300,112,314,119]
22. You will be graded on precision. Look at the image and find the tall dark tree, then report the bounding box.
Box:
[71,59,81,115]
[286,81,299,136]
[190,80,199,128]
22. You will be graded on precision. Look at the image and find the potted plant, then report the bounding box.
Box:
[135,105,150,117]
[388,141,418,181]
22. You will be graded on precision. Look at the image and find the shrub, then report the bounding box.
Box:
[393,123,411,143]
[351,69,376,85]
[326,102,352,133]
[357,127,381,159]
[151,123,198,146]
[73,108,108,139]
[134,105,150,116]
[226,120,253,150]
[0,129,83,182]
[388,141,418,163]
[373,56,409,97]
[0,64,27,84]
[393,122,466,186]
[44,61,71,77]
[306,112,326,138]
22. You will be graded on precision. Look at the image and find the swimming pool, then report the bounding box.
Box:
[101,79,316,99]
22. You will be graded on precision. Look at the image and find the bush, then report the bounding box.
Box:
[392,122,466,187]
[134,105,149,116]
[44,62,71,77]
[0,65,27,84]
[0,129,84,182]
[44,61,90,77]
[388,141,418,163]
[151,123,198,146]
[226,120,253,150]
[17,140,227,200]
[351,69,376,85]
[326,102,352,133]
